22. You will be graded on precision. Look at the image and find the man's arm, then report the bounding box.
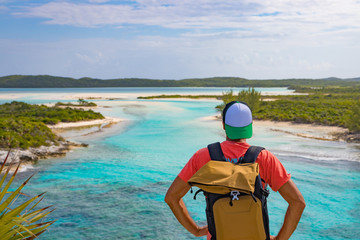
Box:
[165,176,208,237]
[271,179,306,240]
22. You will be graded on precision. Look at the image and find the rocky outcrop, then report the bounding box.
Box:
[332,132,360,143]
[0,141,88,165]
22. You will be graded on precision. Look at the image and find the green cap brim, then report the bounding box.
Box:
[225,122,253,139]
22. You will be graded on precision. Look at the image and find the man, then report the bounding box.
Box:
[165,101,306,240]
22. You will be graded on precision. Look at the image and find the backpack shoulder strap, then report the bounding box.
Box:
[207,142,226,161]
[243,146,265,163]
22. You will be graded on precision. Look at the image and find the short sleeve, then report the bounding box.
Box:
[257,150,291,192]
[178,148,211,182]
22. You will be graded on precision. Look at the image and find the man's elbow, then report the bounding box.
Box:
[299,197,306,209]
[164,191,176,206]
[294,195,306,211]
[164,192,171,205]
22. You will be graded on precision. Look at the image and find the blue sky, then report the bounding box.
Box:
[0,0,359,79]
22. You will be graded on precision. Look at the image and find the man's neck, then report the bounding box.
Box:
[226,137,247,143]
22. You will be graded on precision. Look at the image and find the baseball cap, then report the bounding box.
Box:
[222,101,253,139]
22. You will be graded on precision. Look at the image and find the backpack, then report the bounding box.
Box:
[188,142,270,240]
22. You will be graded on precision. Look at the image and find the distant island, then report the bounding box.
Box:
[0,75,360,88]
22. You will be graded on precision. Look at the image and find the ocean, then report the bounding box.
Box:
[1,88,359,240]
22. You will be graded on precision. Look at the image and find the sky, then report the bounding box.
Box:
[0,0,359,80]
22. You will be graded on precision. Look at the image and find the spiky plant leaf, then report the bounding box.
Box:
[0,192,45,226]
[2,221,50,240]
[0,150,11,173]
[0,150,55,239]
[8,221,55,240]
[24,207,55,224]
[0,172,35,214]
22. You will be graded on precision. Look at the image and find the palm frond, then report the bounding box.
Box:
[0,149,55,239]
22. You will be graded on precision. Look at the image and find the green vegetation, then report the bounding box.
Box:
[256,96,352,127]
[0,101,103,125]
[216,88,360,133]
[290,85,360,94]
[1,75,359,88]
[345,100,360,132]
[0,101,104,149]
[0,152,54,239]
[55,99,97,107]
[0,119,59,149]
[239,88,261,112]
[216,88,261,112]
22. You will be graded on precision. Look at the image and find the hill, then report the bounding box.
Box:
[0,75,360,88]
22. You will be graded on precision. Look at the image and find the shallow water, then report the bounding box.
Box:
[2,88,359,240]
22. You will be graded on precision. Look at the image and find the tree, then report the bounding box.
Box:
[216,88,261,113]
[346,99,360,133]
[237,87,261,112]
[216,90,237,111]
[78,98,86,105]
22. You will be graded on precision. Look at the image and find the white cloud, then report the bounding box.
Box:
[14,2,134,27]
[11,0,360,43]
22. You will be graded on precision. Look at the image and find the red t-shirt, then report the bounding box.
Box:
[178,141,291,192]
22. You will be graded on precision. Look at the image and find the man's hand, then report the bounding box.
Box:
[195,226,208,237]
[270,236,277,240]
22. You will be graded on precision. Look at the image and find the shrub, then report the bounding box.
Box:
[237,88,261,112]
[0,101,104,149]
[346,100,360,133]
[216,88,261,112]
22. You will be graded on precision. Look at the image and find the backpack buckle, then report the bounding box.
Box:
[230,191,240,200]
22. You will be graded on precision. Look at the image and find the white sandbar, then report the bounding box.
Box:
[47,117,123,129]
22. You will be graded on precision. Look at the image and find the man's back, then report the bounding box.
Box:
[178,141,291,193]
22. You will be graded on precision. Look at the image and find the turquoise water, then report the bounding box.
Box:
[1,88,360,239]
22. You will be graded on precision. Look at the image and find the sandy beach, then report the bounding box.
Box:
[47,116,123,129]
[201,114,348,141]
[254,120,348,141]
[0,88,303,102]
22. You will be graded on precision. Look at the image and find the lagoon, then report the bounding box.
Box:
[1,88,359,240]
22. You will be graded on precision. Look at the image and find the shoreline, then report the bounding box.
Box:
[254,120,351,142]
[1,116,125,169]
[47,116,123,129]
[0,141,88,171]
[202,114,359,143]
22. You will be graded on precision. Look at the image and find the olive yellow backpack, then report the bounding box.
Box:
[188,142,270,240]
